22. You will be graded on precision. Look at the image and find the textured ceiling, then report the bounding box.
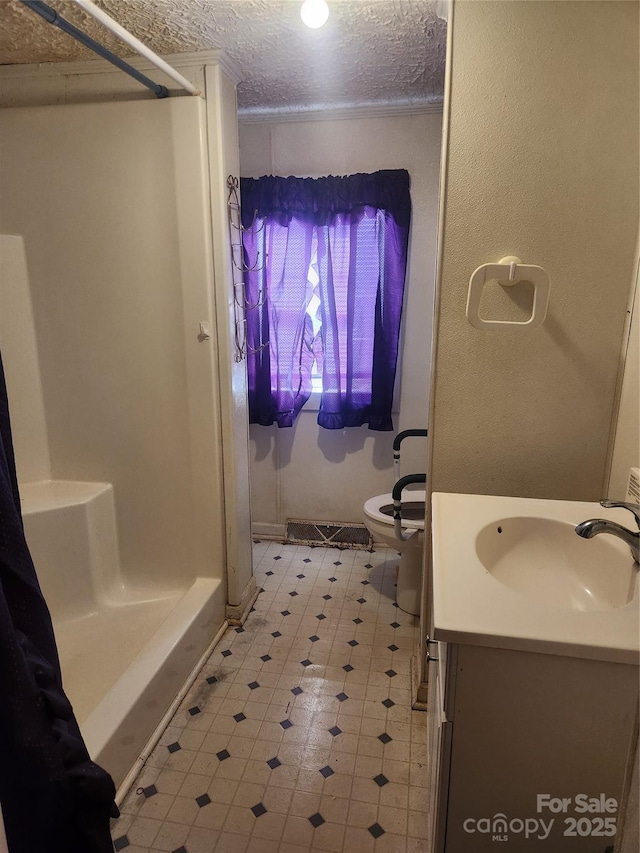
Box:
[0,0,446,113]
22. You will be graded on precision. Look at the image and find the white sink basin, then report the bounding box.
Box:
[476,516,637,612]
[431,493,639,663]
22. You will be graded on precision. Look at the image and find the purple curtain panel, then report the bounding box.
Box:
[241,170,411,430]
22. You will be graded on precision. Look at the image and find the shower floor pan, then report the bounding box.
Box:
[20,480,225,789]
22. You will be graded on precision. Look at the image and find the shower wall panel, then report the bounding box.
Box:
[0,97,225,589]
[0,234,51,483]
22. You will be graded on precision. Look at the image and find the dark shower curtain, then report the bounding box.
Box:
[0,352,116,853]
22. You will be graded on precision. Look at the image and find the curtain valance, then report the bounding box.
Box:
[240,169,411,229]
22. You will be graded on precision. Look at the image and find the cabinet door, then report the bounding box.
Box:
[445,645,637,852]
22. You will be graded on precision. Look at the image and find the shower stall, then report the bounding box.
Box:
[0,91,248,792]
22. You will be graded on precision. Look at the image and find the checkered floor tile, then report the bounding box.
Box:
[110,543,429,852]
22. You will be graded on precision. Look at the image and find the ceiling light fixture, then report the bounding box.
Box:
[301,0,329,29]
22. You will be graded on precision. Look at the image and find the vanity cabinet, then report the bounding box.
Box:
[427,639,638,853]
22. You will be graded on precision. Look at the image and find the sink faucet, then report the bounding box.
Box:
[575,500,640,564]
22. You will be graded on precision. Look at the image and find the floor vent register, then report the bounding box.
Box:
[285,519,373,550]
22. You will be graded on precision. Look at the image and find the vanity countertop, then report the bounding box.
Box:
[431,492,639,665]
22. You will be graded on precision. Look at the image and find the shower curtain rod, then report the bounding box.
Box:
[20,0,173,98]
[72,0,200,96]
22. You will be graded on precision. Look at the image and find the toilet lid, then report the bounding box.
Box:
[363,490,426,530]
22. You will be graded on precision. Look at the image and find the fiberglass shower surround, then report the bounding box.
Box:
[0,93,230,814]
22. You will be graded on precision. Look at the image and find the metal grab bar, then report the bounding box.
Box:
[392,429,428,483]
[392,429,428,452]
[392,473,427,542]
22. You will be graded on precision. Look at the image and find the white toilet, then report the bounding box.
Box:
[363,489,425,616]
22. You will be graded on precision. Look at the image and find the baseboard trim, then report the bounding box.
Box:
[252,522,286,541]
[226,576,259,626]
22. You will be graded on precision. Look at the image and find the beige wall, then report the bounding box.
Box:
[430,0,639,500]
[239,111,442,532]
[0,97,226,589]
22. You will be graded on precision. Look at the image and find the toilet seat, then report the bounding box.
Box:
[362,489,426,616]
[363,490,426,530]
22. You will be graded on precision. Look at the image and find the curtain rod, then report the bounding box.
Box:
[72,0,200,96]
[20,0,170,98]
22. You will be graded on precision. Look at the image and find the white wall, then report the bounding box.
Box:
[240,111,442,532]
[0,97,226,590]
[430,0,639,501]
[0,235,51,483]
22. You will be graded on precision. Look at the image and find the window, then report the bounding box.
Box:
[241,170,411,430]
[305,243,323,394]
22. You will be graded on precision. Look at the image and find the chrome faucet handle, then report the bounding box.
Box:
[599,500,640,529]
